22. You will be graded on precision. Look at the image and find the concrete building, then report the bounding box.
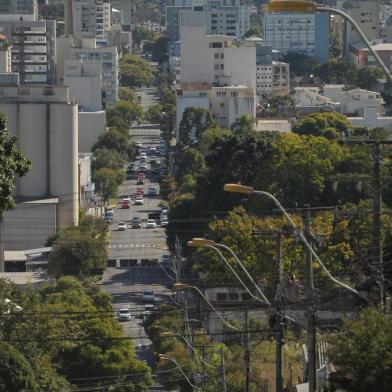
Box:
[0,35,12,72]
[111,7,123,26]
[79,153,95,208]
[348,107,392,129]
[65,0,112,43]
[180,25,256,88]
[0,0,38,20]
[176,82,256,130]
[0,19,56,84]
[166,2,250,42]
[345,1,380,50]
[263,11,329,63]
[294,84,384,116]
[111,0,132,27]
[0,83,79,250]
[348,42,392,71]
[57,36,118,106]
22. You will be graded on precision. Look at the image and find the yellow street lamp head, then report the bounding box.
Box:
[266,0,317,12]
[173,282,188,290]
[224,183,254,195]
[187,238,215,247]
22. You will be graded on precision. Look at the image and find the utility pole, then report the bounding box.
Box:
[275,232,284,392]
[245,307,251,392]
[304,205,317,392]
[201,345,206,392]
[221,348,227,392]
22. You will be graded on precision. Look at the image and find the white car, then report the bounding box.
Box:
[117,308,132,321]
[135,196,144,205]
[146,219,156,229]
[118,222,127,231]
[161,217,168,227]
[140,152,147,159]
[135,142,142,148]
[122,197,131,203]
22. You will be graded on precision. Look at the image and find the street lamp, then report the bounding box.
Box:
[187,238,270,305]
[159,354,197,388]
[173,282,240,331]
[264,0,392,84]
[223,184,363,298]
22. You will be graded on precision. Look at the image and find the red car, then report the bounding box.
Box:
[138,172,146,180]
[137,187,144,194]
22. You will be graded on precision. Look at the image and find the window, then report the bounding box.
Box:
[214,53,219,59]
[216,293,227,301]
[228,293,239,301]
[220,102,225,108]
[214,64,220,70]
[231,91,238,97]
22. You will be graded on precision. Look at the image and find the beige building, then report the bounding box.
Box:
[0,84,79,239]
[256,61,289,99]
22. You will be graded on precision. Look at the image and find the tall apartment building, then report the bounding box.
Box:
[0,0,38,20]
[166,2,250,42]
[57,36,118,106]
[65,0,111,43]
[263,11,329,63]
[112,0,133,27]
[180,25,256,88]
[345,0,379,50]
[0,19,56,84]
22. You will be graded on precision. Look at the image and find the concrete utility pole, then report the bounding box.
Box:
[275,232,284,392]
[221,348,227,392]
[303,205,317,392]
[244,308,251,392]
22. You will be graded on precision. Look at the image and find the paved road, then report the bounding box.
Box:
[136,87,160,111]
[100,124,174,380]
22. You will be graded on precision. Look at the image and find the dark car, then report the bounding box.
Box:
[131,217,141,228]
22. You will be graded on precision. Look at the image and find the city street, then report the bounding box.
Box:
[100,124,174,378]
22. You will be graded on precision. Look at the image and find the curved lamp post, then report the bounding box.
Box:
[224,184,364,299]
[173,282,240,331]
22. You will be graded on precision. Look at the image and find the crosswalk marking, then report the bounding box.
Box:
[108,243,167,249]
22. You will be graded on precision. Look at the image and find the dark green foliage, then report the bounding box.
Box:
[120,54,155,88]
[258,96,298,118]
[93,167,125,202]
[0,343,40,392]
[178,107,215,145]
[328,308,392,392]
[0,113,31,214]
[106,100,144,129]
[282,53,319,76]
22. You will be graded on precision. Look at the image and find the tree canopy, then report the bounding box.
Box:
[0,113,31,214]
[106,100,144,129]
[93,167,125,202]
[120,54,155,88]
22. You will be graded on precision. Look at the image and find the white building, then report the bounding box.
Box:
[263,11,329,63]
[180,25,256,89]
[0,83,79,250]
[166,3,250,42]
[112,0,133,27]
[65,0,112,43]
[176,82,256,130]
[57,36,118,106]
[0,19,56,85]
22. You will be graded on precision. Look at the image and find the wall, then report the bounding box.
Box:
[64,75,102,111]
[78,110,106,152]
[3,201,57,251]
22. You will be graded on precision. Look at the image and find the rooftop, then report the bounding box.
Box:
[179,82,212,91]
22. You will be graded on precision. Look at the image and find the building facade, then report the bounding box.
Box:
[263,11,329,63]
[0,19,56,84]
[0,84,79,231]
[65,0,112,43]
[0,0,38,20]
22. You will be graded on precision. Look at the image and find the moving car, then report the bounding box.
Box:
[140,152,147,159]
[117,308,132,321]
[142,290,155,302]
[135,196,144,205]
[121,199,130,209]
[160,217,169,227]
[146,219,156,229]
[137,187,144,194]
[131,216,141,228]
[136,178,144,185]
[148,186,159,196]
[135,142,142,148]
[118,222,127,231]
[143,303,154,316]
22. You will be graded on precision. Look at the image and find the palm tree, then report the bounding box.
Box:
[230,114,256,133]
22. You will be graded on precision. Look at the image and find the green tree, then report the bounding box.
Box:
[149,36,169,63]
[93,167,125,202]
[132,26,156,50]
[231,114,256,132]
[178,107,215,145]
[293,112,353,139]
[328,308,392,392]
[106,100,144,129]
[92,148,127,171]
[282,53,319,76]
[118,86,137,102]
[356,66,384,90]
[145,103,164,123]
[0,343,40,392]
[120,54,155,88]
[314,58,357,85]
[48,228,107,277]
[0,113,31,213]
[176,148,206,182]
[259,95,298,118]
[93,128,136,160]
